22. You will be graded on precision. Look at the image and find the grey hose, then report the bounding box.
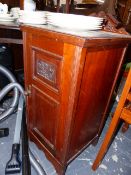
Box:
[0,83,25,101]
[29,149,47,175]
[0,65,19,121]
[0,83,46,175]
[0,107,4,112]
[0,65,47,175]
[0,82,24,121]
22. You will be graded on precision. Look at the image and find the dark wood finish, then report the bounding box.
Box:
[89,11,128,34]
[21,25,131,175]
[68,46,127,160]
[68,0,116,14]
[0,23,22,44]
[10,44,23,70]
[29,0,116,14]
[116,0,131,32]
[117,0,131,24]
[99,0,116,15]
[0,0,20,9]
[0,23,23,70]
[20,0,24,9]
[92,68,131,170]
[0,0,24,10]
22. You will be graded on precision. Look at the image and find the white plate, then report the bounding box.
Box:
[47,17,103,30]
[47,12,103,21]
[19,10,47,18]
[47,19,102,27]
[0,16,17,22]
[48,22,102,31]
[0,13,12,17]
[47,21,103,29]
[47,17,103,23]
[19,16,45,21]
[46,13,104,30]
[18,18,47,25]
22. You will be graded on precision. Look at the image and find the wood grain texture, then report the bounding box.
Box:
[21,25,130,175]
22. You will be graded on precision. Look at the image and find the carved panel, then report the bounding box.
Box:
[37,59,56,83]
[32,47,63,92]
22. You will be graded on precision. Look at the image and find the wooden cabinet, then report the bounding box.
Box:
[21,25,131,175]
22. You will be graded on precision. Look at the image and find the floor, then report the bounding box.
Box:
[0,78,131,175]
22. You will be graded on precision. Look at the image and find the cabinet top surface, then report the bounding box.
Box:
[21,24,131,39]
[21,24,131,47]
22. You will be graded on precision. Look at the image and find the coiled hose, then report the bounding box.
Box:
[0,65,19,121]
[0,65,46,175]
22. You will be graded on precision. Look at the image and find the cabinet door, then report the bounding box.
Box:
[25,44,62,154]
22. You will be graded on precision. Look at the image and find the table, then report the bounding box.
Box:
[0,21,23,71]
[0,21,22,44]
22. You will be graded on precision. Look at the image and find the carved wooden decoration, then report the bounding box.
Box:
[37,59,56,83]
[90,11,129,34]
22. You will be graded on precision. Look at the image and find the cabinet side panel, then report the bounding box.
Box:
[68,46,126,159]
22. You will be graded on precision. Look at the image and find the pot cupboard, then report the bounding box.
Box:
[21,24,131,175]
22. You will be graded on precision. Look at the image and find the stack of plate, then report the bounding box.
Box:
[0,13,17,22]
[96,0,105,4]
[18,10,47,24]
[47,12,104,31]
